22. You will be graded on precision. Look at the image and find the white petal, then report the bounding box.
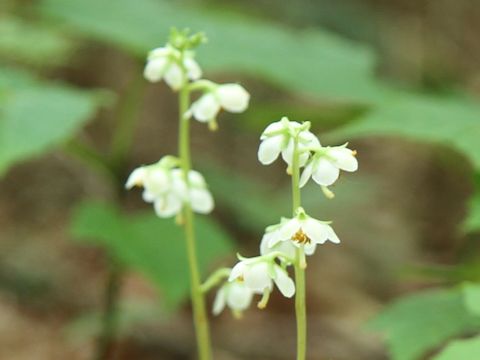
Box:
[184,57,202,80]
[299,162,313,188]
[217,84,250,113]
[188,170,206,187]
[299,130,321,148]
[212,286,227,315]
[298,150,311,167]
[329,147,358,172]
[303,242,317,256]
[147,47,170,60]
[142,189,156,203]
[143,168,169,195]
[153,194,182,218]
[278,218,301,242]
[325,224,341,244]
[244,262,272,292]
[190,188,214,214]
[261,120,286,139]
[126,167,147,189]
[164,63,184,90]
[226,283,253,311]
[191,93,221,122]
[273,266,295,298]
[229,262,246,282]
[302,218,328,244]
[267,240,297,259]
[258,136,283,165]
[281,139,294,166]
[312,158,340,186]
[144,58,168,82]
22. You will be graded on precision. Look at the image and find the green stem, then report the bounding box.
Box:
[95,259,123,360]
[178,86,212,360]
[291,136,307,360]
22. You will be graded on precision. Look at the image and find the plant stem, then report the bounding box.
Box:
[291,136,307,360]
[178,86,212,360]
[95,259,123,360]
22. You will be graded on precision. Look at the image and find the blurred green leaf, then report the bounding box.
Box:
[463,283,480,317]
[0,68,105,175]
[332,92,480,170]
[369,287,480,360]
[71,201,234,308]
[463,191,480,234]
[433,336,480,360]
[37,0,384,103]
[0,16,74,67]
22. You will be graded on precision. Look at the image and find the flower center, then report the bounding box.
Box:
[292,229,311,244]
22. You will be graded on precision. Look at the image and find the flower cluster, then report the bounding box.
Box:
[258,116,358,195]
[126,156,214,218]
[209,117,356,316]
[143,29,249,130]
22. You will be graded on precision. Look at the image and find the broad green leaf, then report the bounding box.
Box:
[332,92,480,170]
[71,201,234,308]
[463,283,480,317]
[0,16,73,67]
[433,336,480,360]
[37,0,384,102]
[369,287,480,360]
[0,68,105,175]
[463,191,480,234]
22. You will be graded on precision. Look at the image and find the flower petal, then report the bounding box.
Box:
[153,193,182,218]
[212,286,227,315]
[278,218,301,241]
[244,262,271,292]
[229,262,246,282]
[191,93,221,122]
[312,158,340,186]
[142,189,156,203]
[126,167,147,189]
[258,135,283,165]
[143,168,169,195]
[281,139,294,166]
[299,162,313,188]
[273,266,295,298]
[261,120,286,139]
[226,283,253,311]
[190,188,214,214]
[184,56,202,80]
[188,170,206,187]
[164,63,184,90]
[329,147,358,172]
[303,242,317,256]
[302,218,328,244]
[325,224,341,244]
[144,58,168,82]
[217,84,250,113]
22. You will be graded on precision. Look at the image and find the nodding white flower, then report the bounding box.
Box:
[263,209,340,257]
[300,145,358,187]
[228,257,295,298]
[258,117,320,167]
[144,46,202,90]
[212,281,254,316]
[190,83,250,123]
[126,159,214,218]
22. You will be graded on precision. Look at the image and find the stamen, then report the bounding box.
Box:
[352,149,357,156]
[292,229,311,244]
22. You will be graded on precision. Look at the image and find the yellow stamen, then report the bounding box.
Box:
[292,229,311,244]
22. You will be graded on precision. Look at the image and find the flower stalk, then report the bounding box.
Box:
[178,85,212,360]
[291,135,307,360]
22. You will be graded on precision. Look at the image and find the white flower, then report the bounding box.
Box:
[300,145,358,187]
[144,46,202,90]
[126,159,214,218]
[262,210,340,257]
[258,117,320,167]
[212,281,254,316]
[190,83,250,122]
[228,257,295,298]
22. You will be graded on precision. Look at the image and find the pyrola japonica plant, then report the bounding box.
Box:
[203,116,358,359]
[126,28,249,360]
[127,28,357,360]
